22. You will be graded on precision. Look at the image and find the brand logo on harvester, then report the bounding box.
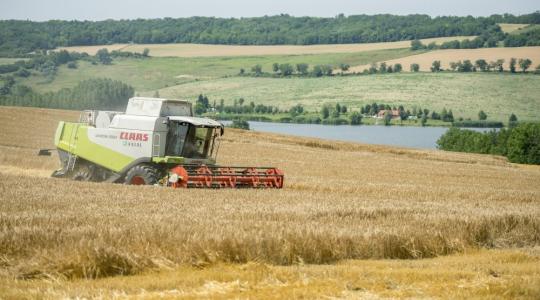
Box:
[120,132,149,142]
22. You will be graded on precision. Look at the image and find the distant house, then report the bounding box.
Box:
[377,110,400,119]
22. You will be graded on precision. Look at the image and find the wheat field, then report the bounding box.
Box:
[56,36,475,57]
[349,46,540,72]
[1,106,539,298]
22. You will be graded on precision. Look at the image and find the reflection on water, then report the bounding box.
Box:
[221,121,495,150]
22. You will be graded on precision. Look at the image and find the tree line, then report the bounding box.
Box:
[0,78,134,110]
[1,13,539,56]
[0,49,147,96]
[437,123,540,165]
[196,93,516,128]
[410,25,540,50]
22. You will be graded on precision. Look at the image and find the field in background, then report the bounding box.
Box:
[499,23,530,33]
[153,72,540,121]
[0,58,25,64]
[1,106,539,298]
[25,48,417,93]
[57,36,475,57]
[349,46,540,72]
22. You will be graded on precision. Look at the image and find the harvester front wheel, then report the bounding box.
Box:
[125,164,159,185]
[71,162,96,182]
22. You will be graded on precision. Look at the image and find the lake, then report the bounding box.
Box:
[222,121,495,150]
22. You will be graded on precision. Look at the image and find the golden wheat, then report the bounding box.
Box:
[0,106,538,284]
[349,46,540,72]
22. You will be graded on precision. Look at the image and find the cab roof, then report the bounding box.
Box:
[168,116,223,127]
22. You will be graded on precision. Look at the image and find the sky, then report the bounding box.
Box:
[0,0,539,21]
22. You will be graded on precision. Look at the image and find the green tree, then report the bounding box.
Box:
[475,59,488,71]
[339,63,350,72]
[289,104,304,116]
[495,59,505,72]
[296,63,309,75]
[379,62,387,73]
[394,63,403,72]
[430,60,441,72]
[219,99,224,112]
[96,48,112,65]
[321,65,333,76]
[312,65,323,77]
[509,113,518,127]
[369,63,378,74]
[230,119,250,130]
[447,110,454,122]
[251,64,262,75]
[421,114,428,126]
[279,63,294,76]
[518,58,532,73]
[410,63,420,72]
[458,60,473,72]
[510,58,517,73]
[272,63,279,73]
[194,102,206,115]
[506,123,540,164]
[383,111,392,126]
[142,48,150,57]
[321,105,330,119]
[410,39,424,50]
[349,111,362,125]
[478,110,487,120]
[67,61,78,69]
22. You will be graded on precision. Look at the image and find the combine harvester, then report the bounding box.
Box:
[43,97,284,188]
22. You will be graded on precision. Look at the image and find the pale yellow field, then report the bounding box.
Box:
[499,23,530,33]
[57,36,475,57]
[349,46,540,72]
[1,106,539,298]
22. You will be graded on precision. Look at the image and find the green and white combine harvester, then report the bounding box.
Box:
[44,97,284,188]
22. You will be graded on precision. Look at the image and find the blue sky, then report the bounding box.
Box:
[1,0,539,21]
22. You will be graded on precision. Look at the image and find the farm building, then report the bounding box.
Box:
[377,110,400,119]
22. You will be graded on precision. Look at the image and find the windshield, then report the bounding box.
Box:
[182,126,219,159]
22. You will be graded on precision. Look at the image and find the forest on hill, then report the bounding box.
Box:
[1,13,539,56]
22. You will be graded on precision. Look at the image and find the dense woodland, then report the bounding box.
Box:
[0,78,134,110]
[1,13,540,56]
[437,123,540,164]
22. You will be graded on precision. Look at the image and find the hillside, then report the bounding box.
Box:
[153,72,540,122]
[57,36,475,57]
[1,13,522,56]
[349,46,540,72]
[1,106,540,298]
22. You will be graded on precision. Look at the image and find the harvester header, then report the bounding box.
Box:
[45,97,284,188]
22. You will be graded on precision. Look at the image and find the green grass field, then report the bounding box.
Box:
[24,48,419,93]
[0,58,25,64]
[153,72,540,122]
[6,47,540,122]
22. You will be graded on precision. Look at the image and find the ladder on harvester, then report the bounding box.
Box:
[65,123,79,172]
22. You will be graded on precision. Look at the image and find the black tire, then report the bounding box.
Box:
[124,164,159,185]
[71,162,96,181]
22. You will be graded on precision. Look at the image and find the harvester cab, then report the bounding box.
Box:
[48,97,283,188]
